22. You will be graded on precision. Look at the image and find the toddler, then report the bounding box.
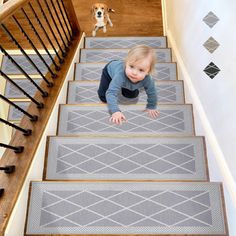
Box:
[97,44,159,124]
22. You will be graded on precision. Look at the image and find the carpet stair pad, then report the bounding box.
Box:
[23,36,228,235]
[80,48,172,63]
[58,104,194,136]
[45,136,208,181]
[67,81,185,105]
[1,54,53,75]
[7,101,30,121]
[75,62,177,81]
[26,181,227,235]
[85,36,167,48]
[4,78,42,99]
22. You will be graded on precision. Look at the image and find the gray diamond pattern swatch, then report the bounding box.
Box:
[203,37,220,53]
[85,36,167,48]
[203,11,220,28]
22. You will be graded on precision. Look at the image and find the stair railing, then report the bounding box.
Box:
[0,94,38,121]
[0,68,46,106]
[0,0,81,235]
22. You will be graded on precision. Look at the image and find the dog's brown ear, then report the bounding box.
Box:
[108,8,115,13]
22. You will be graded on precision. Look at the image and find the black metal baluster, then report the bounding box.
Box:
[0,46,48,99]
[26,4,61,72]
[56,0,73,40]
[0,118,32,136]
[1,24,53,87]
[12,14,59,77]
[0,94,38,121]
[0,69,44,109]
[43,0,69,52]
[36,0,66,59]
[50,0,70,45]
[0,143,24,153]
[60,0,74,38]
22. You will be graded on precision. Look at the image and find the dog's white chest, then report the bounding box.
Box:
[95,18,106,27]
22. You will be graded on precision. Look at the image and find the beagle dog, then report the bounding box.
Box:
[91,3,114,37]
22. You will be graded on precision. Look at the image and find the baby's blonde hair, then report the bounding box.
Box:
[125,44,156,74]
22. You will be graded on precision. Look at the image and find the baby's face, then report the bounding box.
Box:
[125,55,152,83]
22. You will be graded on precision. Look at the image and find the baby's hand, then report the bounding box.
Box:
[110,111,127,125]
[145,109,160,119]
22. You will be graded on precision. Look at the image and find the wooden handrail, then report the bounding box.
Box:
[0,0,30,23]
[0,0,81,235]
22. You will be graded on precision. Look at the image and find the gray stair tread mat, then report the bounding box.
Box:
[58,105,194,136]
[67,81,184,105]
[85,36,167,48]
[45,136,208,181]
[1,54,53,75]
[26,181,226,235]
[4,78,42,98]
[80,48,171,63]
[75,62,177,81]
[8,101,30,121]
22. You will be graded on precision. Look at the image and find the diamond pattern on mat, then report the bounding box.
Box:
[80,66,103,81]
[39,188,213,227]
[59,106,193,135]
[77,64,175,81]
[76,63,177,83]
[80,49,170,63]
[87,38,166,48]
[4,79,42,98]
[55,142,196,175]
[8,101,30,121]
[27,182,226,234]
[68,82,182,104]
[82,51,126,63]
[156,66,173,80]
[1,54,53,74]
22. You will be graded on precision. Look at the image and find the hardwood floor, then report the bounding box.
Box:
[0,0,163,49]
[72,0,163,37]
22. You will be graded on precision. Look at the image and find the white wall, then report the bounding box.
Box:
[162,0,236,235]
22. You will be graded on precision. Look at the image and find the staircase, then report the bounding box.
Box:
[3,36,228,235]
